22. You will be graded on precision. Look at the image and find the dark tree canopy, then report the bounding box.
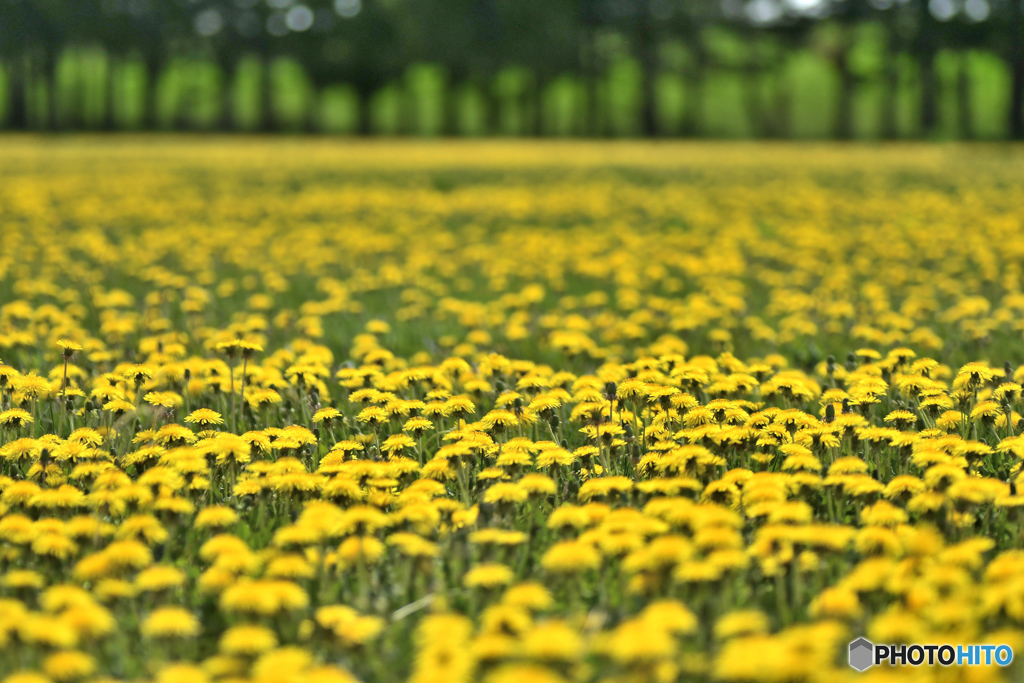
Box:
[1,0,1022,137]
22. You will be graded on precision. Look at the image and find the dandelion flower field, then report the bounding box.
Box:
[4,139,1024,683]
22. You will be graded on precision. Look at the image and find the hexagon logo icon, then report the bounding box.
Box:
[849,638,874,671]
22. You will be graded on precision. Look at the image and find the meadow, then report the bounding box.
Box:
[2,138,1024,683]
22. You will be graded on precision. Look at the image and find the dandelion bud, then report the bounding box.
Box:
[184,368,191,382]
[842,398,851,414]
[824,403,835,424]
[548,414,560,430]
[826,355,835,375]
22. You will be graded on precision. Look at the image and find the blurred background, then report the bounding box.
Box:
[2,0,1022,139]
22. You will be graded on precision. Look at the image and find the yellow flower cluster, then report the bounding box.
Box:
[1,140,1024,683]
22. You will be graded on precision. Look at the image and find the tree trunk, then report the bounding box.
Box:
[145,52,161,131]
[880,33,899,140]
[836,53,854,140]
[1010,25,1024,139]
[688,41,707,137]
[920,52,937,137]
[10,55,27,130]
[881,61,898,139]
[637,9,658,137]
[1011,57,1024,140]
[745,63,764,138]
[958,54,972,140]
[915,0,939,139]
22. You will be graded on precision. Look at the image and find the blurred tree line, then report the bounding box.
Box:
[1,0,1022,138]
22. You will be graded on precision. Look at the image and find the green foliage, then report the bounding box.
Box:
[847,22,887,78]
[269,57,313,132]
[318,84,360,135]
[967,50,1011,140]
[2,24,1022,140]
[112,56,148,130]
[405,63,446,137]
[231,56,264,132]
[81,48,110,129]
[659,40,692,73]
[702,26,748,68]
[155,58,186,130]
[369,83,404,135]
[894,54,921,138]
[54,50,80,129]
[786,51,839,139]
[809,21,847,58]
[935,49,963,139]
[851,81,884,139]
[541,75,587,137]
[750,68,784,138]
[155,58,226,130]
[654,72,686,136]
[187,60,224,130]
[700,69,751,138]
[26,70,50,130]
[846,21,889,140]
[604,57,644,137]
[54,46,109,129]
[492,66,535,136]
[453,85,488,136]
